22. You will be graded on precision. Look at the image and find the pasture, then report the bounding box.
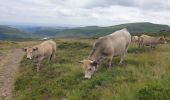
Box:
[14,38,170,100]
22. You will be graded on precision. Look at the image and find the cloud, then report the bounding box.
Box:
[0,0,170,26]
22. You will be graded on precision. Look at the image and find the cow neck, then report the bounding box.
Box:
[88,52,101,63]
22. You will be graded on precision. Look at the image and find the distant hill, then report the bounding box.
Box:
[0,25,36,40]
[16,26,70,37]
[0,22,170,40]
[27,22,170,37]
[108,22,170,33]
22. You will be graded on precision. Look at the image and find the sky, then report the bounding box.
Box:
[0,0,170,26]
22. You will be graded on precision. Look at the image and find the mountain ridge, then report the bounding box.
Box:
[0,22,170,40]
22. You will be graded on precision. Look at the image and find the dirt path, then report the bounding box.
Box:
[0,49,24,100]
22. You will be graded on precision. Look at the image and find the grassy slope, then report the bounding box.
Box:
[15,39,170,100]
[0,25,36,40]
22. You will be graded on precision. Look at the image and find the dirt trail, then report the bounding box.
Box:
[0,49,24,100]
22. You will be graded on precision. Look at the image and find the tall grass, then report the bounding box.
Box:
[15,39,170,100]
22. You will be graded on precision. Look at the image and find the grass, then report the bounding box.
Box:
[0,41,19,52]
[0,40,39,52]
[14,38,170,100]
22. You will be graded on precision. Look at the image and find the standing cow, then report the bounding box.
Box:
[80,28,131,79]
[22,40,57,72]
[138,34,167,48]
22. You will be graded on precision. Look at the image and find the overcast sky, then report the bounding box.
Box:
[0,0,170,26]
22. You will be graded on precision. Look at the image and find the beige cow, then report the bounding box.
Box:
[131,36,139,43]
[80,28,131,79]
[22,40,57,72]
[138,34,167,48]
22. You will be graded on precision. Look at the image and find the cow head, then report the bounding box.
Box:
[79,59,98,79]
[22,47,38,59]
[159,37,167,44]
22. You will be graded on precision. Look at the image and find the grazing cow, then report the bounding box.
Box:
[131,36,139,43]
[80,28,131,79]
[22,40,57,72]
[138,34,167,48]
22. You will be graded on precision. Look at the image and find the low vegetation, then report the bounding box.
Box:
[14,38,170,100]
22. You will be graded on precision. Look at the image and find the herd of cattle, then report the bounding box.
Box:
[22,28,167,79]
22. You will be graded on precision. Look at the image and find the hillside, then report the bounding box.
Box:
[26,22,170,37]
[16,26,70,37]
[1,22,170,40]
[0,25,36,40]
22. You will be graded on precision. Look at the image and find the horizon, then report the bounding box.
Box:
[0,0,170,26]
[1,22,170,28]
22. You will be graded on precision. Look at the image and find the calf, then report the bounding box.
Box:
[22,40,57,72]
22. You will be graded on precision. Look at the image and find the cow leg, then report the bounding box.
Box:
[37,57,44,72]
[119,52,126,65]
[37,62,40,72]
[108,56,113,69]
[119,55,125,65]
[150,45,156,51]
[138,42,141,48]
[119,45,128,65]
[53,51,55,59]
[138,39,143,48]
[141,43,144,48]
[48,54,52,63]
[150,45,153,49]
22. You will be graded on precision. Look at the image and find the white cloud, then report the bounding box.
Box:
[0,0,170,26]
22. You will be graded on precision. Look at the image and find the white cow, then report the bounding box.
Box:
[80,28,131,79]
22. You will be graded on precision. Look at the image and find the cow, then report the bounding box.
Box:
[138,34,167,48]
[79,28,131,79]
[131,36,139,43]
[22,40,57,72]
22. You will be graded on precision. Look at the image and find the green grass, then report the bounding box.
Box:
[0,41,19,52]
[14,39,170,100]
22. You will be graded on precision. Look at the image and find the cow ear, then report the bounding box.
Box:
[91,61,98,66]
[33,47,38,51]
[22,48,27,52]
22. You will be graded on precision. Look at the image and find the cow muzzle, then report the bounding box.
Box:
[84,75,91,79]
[26,56,32,60]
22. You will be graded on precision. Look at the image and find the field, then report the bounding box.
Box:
[14,38,170,100]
